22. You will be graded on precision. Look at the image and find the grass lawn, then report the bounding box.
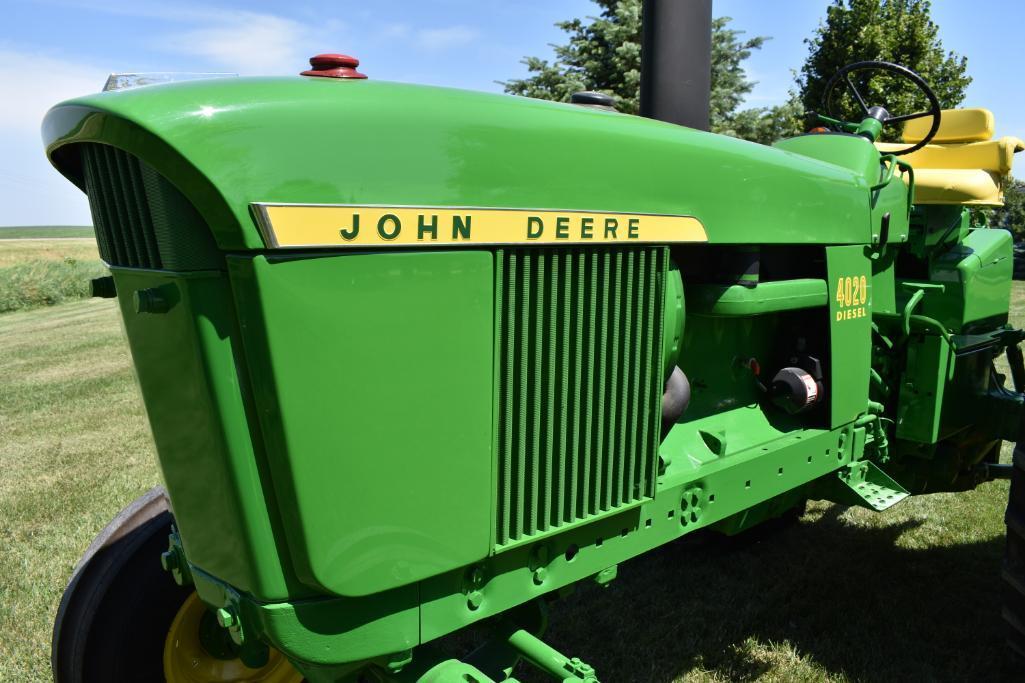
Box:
[0,300,156,681]
[0,226,94,239]
[0,287,1023,681]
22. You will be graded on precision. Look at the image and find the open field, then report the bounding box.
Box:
[0,238,99,268]
[0,288,1023,681]
[0,226,94,239]
[0,238,105,313]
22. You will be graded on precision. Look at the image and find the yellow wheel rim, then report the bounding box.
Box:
[164,593,303,683]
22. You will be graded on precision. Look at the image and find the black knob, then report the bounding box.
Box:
[570,91,617,110]
[770,367,822,415]
[90,276,116,299]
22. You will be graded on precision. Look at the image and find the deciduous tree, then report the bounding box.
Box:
[992,178,1025,240]
[798,0,971,131]
[502,0,972,146]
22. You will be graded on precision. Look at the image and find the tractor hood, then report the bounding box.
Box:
[43,76,872,250]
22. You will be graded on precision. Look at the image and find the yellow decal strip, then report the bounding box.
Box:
[834,274,870,322]
[252,203,707,248]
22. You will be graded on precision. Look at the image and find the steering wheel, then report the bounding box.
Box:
[821,61,941,155]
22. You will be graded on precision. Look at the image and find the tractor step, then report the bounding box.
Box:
[840,461,910,511]
[827,461,910,511]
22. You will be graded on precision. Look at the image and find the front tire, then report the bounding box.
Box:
[52,487,191,681]
[52,487,301,682]
[1003,446,1025,668]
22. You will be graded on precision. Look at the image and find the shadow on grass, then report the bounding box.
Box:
[524,505,1011,683]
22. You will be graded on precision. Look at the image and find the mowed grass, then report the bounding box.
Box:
[532,491,1012,683]
[0,226,94,239]
[1,286,1024,681]
[0,300,158,681]
[0,238,106,313]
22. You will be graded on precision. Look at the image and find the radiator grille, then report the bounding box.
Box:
[80,143,221,271]
[82,144,161,269]
[495,247,667,548]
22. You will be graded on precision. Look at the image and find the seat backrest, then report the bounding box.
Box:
[903,108,995,144]
[877,108,1021,206]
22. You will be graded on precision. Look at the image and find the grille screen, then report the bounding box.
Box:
[80,143,220,271]
[495,247,667,548]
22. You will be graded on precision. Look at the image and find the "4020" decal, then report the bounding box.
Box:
[835,275,868,321]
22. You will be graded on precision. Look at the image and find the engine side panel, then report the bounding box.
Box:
[228,251,495,597]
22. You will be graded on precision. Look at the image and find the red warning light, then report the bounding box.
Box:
[301,54,367,80]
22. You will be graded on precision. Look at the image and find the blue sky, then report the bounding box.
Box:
[2,0,1022,226]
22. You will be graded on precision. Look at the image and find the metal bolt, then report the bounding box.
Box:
[466,591,484,610]
[532,567,547,585]
[576,659,594,674]
[594,566,617,586]
[216,607,237,629]
[386,649,413,673]
[470,566,485,587]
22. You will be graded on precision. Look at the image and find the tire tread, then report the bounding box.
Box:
[1003,444,1025,672]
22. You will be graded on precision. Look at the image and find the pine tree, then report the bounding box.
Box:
[501,0,767,131]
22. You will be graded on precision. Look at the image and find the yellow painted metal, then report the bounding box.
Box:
[252,203,708,248]
[877,138,1022,174]
[163,594,302,683]
[879,108,1023,206]
[903,169,1004,206]
[902,107,994,143]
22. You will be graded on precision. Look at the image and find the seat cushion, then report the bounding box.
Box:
[877,137,1024,174]
[903,108,995,143]
[905,168,1002,205]
[875,108,1022,206]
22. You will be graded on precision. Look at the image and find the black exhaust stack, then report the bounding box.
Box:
[640,0,713,130]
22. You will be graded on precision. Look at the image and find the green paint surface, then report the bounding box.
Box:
[112,268,296,599]
[35,73,1025,678]
[827,245,873,427]
[45,78,871,249]
[895,333,953,444]
[924,227,1013,332]
[228,250,495,597]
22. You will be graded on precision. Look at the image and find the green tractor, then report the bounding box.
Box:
[42,2,1025,681]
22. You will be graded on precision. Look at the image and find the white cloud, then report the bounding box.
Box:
[0,48,104,225]
[415,25,479,51]
[47,1,335,75]
[0,48,107,132]
[44,0,286,27]
[381,23,412,39]
[164,11,314,75]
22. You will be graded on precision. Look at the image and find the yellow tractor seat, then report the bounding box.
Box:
[875,108,1023,206]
